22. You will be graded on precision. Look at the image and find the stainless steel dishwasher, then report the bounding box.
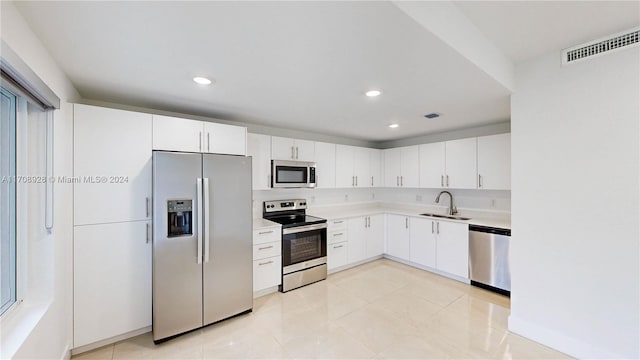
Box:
[469,225,511,296]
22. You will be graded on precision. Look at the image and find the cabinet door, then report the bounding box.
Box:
[74,104,152,225]
[353,147,370,188]
[445,138,477,189]
[366,215,385,258]
[74,221,152,347]
[204,122,247,156]
[253,256,281,292]
[369,149,382,187]
[400,146,420,187]
[335,145,355,188]
[327,242,348,270]
[294,139,315,162]
[152,115,203,152]
[314,142,336,188]
[419,142,446,188]
[347,217,367,263]
[477,133,511,190]
[247,133,271,190]
[271,136,295,160]
[383,148,401,187]
[385,215,410,261]
[436,221,469,279]
[409,217,437,268]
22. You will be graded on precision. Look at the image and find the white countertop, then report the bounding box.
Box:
[253,218,281,230]
[306,201,511,229]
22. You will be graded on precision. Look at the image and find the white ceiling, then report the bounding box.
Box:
[453,1,640,64]
[13,1,639,142]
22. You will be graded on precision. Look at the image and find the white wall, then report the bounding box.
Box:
[509,47,639,358]
[0,2,79,359]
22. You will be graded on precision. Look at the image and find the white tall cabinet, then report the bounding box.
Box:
[477,133,511,190]
[73,104,152,348]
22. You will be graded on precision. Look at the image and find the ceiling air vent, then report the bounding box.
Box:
[562,27,639,65]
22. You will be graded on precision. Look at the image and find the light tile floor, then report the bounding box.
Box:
[73,259,572,359]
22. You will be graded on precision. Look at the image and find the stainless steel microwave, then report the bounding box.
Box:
[271,160,317,188]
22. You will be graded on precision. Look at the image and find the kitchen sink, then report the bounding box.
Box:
[419,213,471,221]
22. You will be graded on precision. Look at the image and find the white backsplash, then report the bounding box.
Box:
[252,187,509,218]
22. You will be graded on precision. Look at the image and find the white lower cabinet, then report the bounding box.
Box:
[409,217,437,268]
[366,215,385,258]
[385,214,411,261]
[328,241,348,270]
[253,226,282,293]
[347,217,367,263]
[74,221,152,348]
[435,220,469,279]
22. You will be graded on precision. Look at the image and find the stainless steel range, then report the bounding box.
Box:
[263,199,327,292]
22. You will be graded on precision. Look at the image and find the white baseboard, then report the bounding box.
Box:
[328,255,383,274]
[71,326,151,355]
[382,255,470,284]
[253,286,279,298]
[61,344,71,360]
[508,315,625,359]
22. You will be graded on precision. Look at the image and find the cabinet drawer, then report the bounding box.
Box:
[328,230,347,245]
[327,242,348,270]
[253,241,281,260]
[253,227,280,245]
[253,256,281,291]
[328,218,347,232]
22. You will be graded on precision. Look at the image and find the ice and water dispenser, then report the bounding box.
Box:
[167,200,193,237]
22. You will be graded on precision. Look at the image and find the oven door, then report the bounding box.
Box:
[282,223,327,274]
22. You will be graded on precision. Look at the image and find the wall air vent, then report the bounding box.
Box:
[562,28,639,65]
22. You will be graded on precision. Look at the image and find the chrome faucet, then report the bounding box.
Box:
[435,191,457,215]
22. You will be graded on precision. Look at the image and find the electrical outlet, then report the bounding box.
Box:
[416,195,422,202]
[344,194,349,201]
[310,196,316,204]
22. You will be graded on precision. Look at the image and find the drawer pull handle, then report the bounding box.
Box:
[333,232,343,236]
[333,245,343,249]
[258,245,274,250]
[258,230,274,235]
[333,221,343,224]
[258,260,273,266]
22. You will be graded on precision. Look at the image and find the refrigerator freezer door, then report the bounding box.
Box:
[152,151,203,341]
[202,154,253,325]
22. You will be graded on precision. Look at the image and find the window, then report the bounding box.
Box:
[0,87,17,315]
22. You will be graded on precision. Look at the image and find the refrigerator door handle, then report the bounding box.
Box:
[197,178,203,264]
[203,178,211,263]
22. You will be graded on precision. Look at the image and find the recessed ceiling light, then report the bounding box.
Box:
[389,123,399,128]
[365,90,382,97]
[193,77,212,85]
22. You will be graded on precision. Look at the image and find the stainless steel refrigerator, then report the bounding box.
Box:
[152,151,252,343]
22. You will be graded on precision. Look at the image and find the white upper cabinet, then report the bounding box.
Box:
[419,142,446,188]
[153,115,247,155]
[152,115,203,153]
[335,144,355,188]
[74,104,152,225]
[271,136,314,161]
[247,133,272,190]
[477,133,511,190]
[203,122,247,156]
[445,137,477,189]
[353,147,370,187]
[370,149,382,187]
[314,142,336,188]
[384,146,419,188]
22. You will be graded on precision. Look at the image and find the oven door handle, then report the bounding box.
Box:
[282,223,327,235]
